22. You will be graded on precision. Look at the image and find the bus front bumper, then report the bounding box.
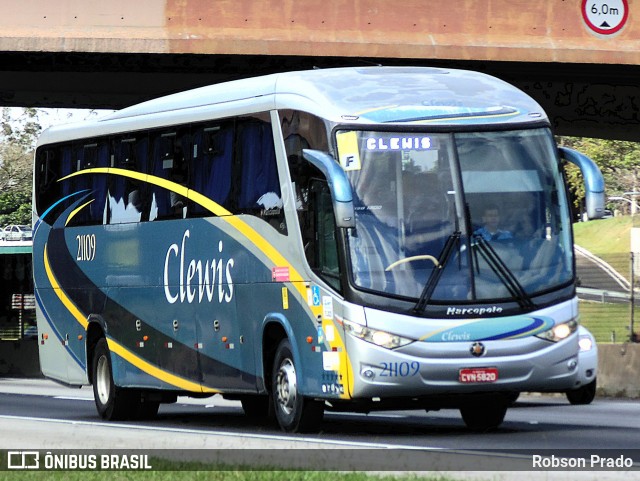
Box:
[343,333,580,400]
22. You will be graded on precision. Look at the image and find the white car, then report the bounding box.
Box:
[2,224,32,241]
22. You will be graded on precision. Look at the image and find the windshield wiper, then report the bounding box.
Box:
[472,236,535,310]
[413,232,461,314]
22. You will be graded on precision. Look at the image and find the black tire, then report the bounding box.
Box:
[566,379,597,405]
[92,338,137,420]
[460,402,508,432]
[240,395,271,419]
[134,397,160,420]
[271,339,324,433]
[505,392,520,405]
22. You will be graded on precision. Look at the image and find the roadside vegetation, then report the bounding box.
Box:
[0,108,40,226]
[0,465,466,481]
[573,216,635,343]
[573,215,631,274]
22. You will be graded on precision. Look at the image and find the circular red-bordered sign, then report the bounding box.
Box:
[582,0,629,35]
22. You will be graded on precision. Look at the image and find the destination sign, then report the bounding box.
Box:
[365,136,432,151]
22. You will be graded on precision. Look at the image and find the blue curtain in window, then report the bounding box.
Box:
[237,121,279,211]
[60,146,73,200]
[150,135,174,218]
[89,144,109,223]
[191,127,234,215]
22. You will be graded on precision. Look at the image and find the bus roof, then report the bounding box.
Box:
[37,67,548,146]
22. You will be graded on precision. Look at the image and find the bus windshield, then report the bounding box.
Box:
[340,128,573,304]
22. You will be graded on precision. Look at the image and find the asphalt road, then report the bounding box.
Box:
[0,379,639,480]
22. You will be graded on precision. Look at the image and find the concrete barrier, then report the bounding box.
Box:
[0,340,42,378]
[597,343,640,398]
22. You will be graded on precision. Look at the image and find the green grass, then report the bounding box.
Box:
[0,454,479,481]
[0,473,457,481]
[573,216,637,343]
[0,461,467,481]
[573,215,632,275]
[579,300,632,343]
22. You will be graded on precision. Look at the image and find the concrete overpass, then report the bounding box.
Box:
[1,0,639,140]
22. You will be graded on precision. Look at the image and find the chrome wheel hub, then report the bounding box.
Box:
[276,358,297,415]
[95,355,111,405]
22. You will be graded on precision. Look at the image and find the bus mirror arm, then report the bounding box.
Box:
[558,147,605,220]
[302,149,356,228]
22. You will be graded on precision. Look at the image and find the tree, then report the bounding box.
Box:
[0,107,41,226]
[1,107,41,148]
[558,136,640,216]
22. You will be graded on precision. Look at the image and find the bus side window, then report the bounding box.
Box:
[47,142,108,226]
[36,148,60,218]
[189,123,234,216]
[108,136,149,224]
[150,129,190,221]
[236,119,286,233]
[309,179,341,292]
[85,142,109,225]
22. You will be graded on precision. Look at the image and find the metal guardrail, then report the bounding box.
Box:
[577,287,631,301]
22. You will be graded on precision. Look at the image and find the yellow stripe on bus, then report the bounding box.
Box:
[60,168,307,296]
[58,168,353,399]
[43,243,88,330]
[43,243,215,393]
[106,338,219,394]
[66,199,95,226]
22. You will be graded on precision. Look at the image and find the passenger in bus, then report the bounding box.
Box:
[513,216,541,265]
[404,174,450,259]
[169,148,188,213]
[474,204,513,241]
[283,112,310,160]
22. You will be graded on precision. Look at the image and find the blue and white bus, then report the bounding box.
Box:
[33,67,604,432]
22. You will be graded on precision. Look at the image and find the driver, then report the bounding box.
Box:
[474,204,512,241]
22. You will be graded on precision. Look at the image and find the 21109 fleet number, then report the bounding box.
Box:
[76,234,96,261]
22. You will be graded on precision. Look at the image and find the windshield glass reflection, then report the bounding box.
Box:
[342,128,573,304]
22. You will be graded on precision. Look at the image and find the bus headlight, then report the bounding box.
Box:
[536,320,578,342]
[343,319,413,349]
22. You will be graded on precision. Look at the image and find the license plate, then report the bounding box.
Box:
[459,367,498,383]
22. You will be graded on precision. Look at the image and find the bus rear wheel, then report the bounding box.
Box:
[92,338,158,420]
[240,395,271,419]
[271,339,323,433]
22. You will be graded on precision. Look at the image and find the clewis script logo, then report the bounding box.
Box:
[163,230,234,304]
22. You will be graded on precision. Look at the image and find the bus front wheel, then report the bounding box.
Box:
[271,339,324,433]
[460,401,507,432]
[566,379,596,405]
[240,395,271,419]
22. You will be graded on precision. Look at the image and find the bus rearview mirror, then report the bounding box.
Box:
[559,147,605,220]
[302,149,356,228]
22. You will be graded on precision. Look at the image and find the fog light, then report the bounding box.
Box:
[579,336,593,352]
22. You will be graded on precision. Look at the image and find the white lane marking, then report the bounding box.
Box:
[0,414,442,450]
[53,396,93,401]
[330,412,405,419]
